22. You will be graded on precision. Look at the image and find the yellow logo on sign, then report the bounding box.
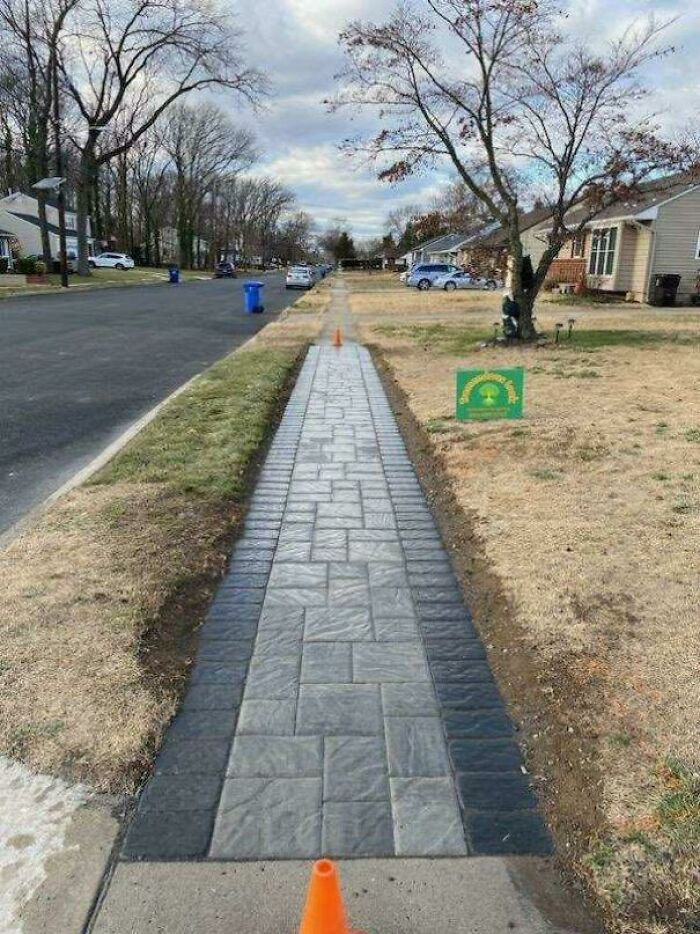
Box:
[459,371,520,406]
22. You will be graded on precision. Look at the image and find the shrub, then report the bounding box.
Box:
[0,257,8,274]
[15,256,37,275]
[34,260,47,275]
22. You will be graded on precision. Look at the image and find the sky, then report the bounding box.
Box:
[228,0,699,240]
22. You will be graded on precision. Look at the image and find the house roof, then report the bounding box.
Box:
[474,206,554,249]
[0,228,14,237]
[557,172,700,227]
[424,232,472,253]
[5,211,78,237]
[1,190,77,212]
[409,234,451,253]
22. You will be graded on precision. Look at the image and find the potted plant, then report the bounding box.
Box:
[24,257,50,285]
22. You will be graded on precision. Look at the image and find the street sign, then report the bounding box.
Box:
[456,367,524,421]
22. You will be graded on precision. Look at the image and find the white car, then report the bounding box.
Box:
[88,252,135,270]
[286,266,314,289]
[433,270,501,291]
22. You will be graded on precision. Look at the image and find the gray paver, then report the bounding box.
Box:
[296,684,383,735]
[210,778,322,858]
[323,736,390,802]
[268,563,327,588]
[322,801,394,856]
[301,643,352,683]
[381,682,440,717]
[304,606,373,641]
[237,699,296,735]
[244,656,299,700]
[385,717,451,777]
[391,778,467,856]
[228,735,322,777]
[352,642,429,683]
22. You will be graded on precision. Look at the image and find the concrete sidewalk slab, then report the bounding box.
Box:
[0,755,119,934]
[92,857,587,934]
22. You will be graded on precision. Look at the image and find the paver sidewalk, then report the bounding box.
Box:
[122,339,550,862]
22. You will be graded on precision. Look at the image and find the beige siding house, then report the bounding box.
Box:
[523,174,700,303]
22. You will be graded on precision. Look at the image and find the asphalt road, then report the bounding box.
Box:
[0,273,291,534]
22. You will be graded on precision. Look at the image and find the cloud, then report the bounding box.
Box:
[226,0,700,237]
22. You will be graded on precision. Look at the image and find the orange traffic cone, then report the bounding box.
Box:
[299,859,361,934]
[332,327,343,347]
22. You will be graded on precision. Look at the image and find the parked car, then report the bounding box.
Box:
[433,270,501,291]
[406,263,460,290]
[88,252,135,270]
[214,261,237,278]
[286,266,314,289]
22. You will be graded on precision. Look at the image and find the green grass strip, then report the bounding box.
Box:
[92,345,302,500]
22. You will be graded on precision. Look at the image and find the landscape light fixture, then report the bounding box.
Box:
[555,322,564,343]
[568,318,576,339]
[493,321,500,340]
[32,177,66,192]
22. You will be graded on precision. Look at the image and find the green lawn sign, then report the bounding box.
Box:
[456,367,524,421]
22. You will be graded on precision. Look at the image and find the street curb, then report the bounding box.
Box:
[0,372,201,550]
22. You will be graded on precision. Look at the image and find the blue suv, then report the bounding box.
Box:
[406,263,460,290]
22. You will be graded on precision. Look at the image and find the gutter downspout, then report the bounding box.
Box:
[643,223,658,305]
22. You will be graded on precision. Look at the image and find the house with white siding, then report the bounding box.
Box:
[521,174,700,303]
[0,191,95,261]
[0,225,15,269]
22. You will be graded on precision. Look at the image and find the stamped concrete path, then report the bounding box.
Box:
[123,327,551,862]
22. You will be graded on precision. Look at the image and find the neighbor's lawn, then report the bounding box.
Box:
[352,285,700,934]
[0,266,211,297]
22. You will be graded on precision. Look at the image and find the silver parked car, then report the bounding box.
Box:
[405,263,460,290]
[286,266,314,289]
[433,270,502,291]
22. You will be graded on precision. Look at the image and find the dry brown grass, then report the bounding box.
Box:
[0,306,322,793]
[349,276,700,933]
[0,484,226,791]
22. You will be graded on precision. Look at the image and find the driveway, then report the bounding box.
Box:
[0,273,291,534]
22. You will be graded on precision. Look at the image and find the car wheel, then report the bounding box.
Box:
[115,263,125,270]
[485,279,497,290]
[445,281,457,291]
[417,279,431,290]
[88,261,96,269]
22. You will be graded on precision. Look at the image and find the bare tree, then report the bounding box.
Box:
[55,0,264,274]
[274,210,313,264]
[162,103,256,268]
[0,0,80,264]
[334,1,687,338]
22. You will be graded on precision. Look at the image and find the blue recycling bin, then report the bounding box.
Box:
[243,280,265,314]
[168,265,179,284]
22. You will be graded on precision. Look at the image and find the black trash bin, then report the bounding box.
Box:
[650,273,681,306]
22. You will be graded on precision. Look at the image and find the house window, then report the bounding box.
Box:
[695,227,700,259]
[571,233,584,258]
[588,227,617,276]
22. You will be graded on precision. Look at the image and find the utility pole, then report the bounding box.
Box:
[52,52,69,288]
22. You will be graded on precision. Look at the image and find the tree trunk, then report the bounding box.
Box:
[508,228,537,340]
[92,166,103,244]
[76,150,95,276]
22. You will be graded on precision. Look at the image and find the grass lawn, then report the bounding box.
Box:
[0,296,324,792]
[346,272,700,934]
